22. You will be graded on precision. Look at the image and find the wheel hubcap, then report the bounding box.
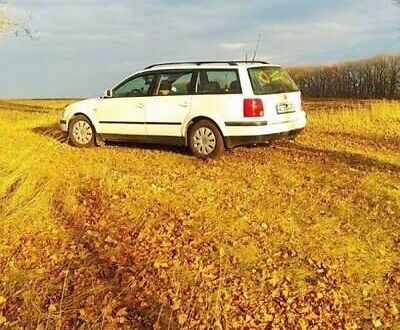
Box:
[72,121,93,144]
[193,127,216,155]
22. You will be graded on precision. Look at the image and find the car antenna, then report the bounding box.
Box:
[252,33,262,61]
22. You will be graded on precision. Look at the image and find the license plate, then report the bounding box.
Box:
[276,103,295,114]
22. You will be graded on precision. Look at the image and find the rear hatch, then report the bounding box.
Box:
[247,66,301,124]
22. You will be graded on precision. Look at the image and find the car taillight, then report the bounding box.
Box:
[244,99,264,117]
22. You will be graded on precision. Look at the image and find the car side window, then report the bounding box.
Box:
[155,72,195,96]
[113,74,155,98]
[197,70,242,94]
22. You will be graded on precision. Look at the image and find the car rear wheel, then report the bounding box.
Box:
[189,120,225,159]
[68,115,95,148]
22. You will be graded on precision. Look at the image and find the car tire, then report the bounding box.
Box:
[189,120,225,159]
[68,115,96,148]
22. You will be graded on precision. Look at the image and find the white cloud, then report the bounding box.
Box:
[219,43,246,50]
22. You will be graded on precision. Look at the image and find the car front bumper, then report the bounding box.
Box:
[60,120,68,132]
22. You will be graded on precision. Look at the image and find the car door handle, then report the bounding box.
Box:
[136,103,144,109]
[179,102,188,108]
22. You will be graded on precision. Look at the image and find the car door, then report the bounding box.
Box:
[145,70,195,137]
[190,68,243,126]
[96,73,156,136]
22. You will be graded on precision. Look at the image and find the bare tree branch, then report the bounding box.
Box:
[0,0,15,33]
[0,0,35,38]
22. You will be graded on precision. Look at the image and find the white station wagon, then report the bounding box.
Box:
[60,61,307,158]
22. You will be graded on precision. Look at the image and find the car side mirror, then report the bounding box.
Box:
[104,89,113,98]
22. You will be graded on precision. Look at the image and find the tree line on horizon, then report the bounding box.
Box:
[287,54,400,99]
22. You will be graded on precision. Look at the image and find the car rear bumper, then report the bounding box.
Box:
[225,128,304,148]
[224,111,306,136]
[224,112,307,148]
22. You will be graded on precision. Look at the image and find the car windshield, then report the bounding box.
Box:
[248,67,299,95]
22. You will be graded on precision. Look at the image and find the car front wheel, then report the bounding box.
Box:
[68,115,96,148]
[189,120,225,159]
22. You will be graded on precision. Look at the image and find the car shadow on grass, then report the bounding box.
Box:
[283,142,400,174]
[32,123,191,156]
[324,131,400,151]
[32,123,68,143]
[105,140,192,156]
[31,123,278,158]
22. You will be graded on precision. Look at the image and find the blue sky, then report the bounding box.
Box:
[0,0,399,97]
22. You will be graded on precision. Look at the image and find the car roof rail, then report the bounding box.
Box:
[232,61,270,65]
[144,60,269,70]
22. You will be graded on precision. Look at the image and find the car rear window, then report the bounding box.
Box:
[248,67,299,95]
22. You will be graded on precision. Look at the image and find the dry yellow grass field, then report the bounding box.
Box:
[0,99,399,329]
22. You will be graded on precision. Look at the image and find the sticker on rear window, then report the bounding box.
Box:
[258,72,270,84]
